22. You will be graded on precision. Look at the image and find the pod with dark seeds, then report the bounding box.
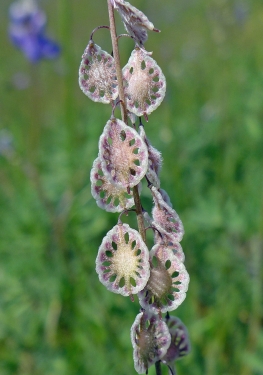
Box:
[99,117,148,188]
[123,49,166,117]
[90,156,137,212]
[79,40,118,103]
[138,243,189,313]
[131,310,171,374]
[96,223,150,296]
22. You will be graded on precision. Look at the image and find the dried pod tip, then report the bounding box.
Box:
[113,0,159,45]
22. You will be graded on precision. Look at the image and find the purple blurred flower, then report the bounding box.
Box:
[9,0,60,63]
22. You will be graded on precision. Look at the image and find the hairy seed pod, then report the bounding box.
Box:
[90,156,137,212]
[162,316,191,374]
[151,186,184,242]
[123,48,166,117]
[96,223,150,296]
[138,243,189,313]
[154,234,185,263]
[79,40,118,103]
[131,310,171,374]
[99,117,148,188]
[139,126,162,188]
[111,0,159,45]
[158,189,173,208]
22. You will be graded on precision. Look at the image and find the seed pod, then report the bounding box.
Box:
[90,156,137,212]
[154,235,185,263]
[131,310,171,374]
[99,117,148,188]
[139,126,162,188]
[151,186,184,242]
[159,188,173,208]
[138,243,189,313]
[111,0,159,46]
[79,40,118,103]
[96,223,150,296]
[143,211,153,227]
[123,48,166,117]
[162,316,191,374]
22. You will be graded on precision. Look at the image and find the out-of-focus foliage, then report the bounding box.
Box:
[0,0,262,374]
[8,0,60,63]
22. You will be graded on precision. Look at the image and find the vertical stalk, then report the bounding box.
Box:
[155,360,162,375]
[107,0,146,243]
[107,0,128,124]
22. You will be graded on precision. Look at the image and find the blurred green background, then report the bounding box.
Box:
[1,0,263,374]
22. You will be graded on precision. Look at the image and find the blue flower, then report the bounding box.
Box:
[9,0,60,63]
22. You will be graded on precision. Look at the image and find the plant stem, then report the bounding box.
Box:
[107,0,128,124]
[107,0,146,243]
[155,361,162,375]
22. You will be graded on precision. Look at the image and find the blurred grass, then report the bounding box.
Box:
[0,0,263,374]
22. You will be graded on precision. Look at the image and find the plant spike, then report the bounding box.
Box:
[79,1,191,374]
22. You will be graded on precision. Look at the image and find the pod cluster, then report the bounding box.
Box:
[79,1,190,374]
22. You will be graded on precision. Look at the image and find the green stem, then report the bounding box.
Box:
[107,0,146,243]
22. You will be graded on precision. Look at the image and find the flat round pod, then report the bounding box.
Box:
[79,40,118,103]
[99,117,148,188]
[131,310,171,374]
[90,156,136,212]
[123,48,166,117]
[138,243,189,313]
[96,223,150,296]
